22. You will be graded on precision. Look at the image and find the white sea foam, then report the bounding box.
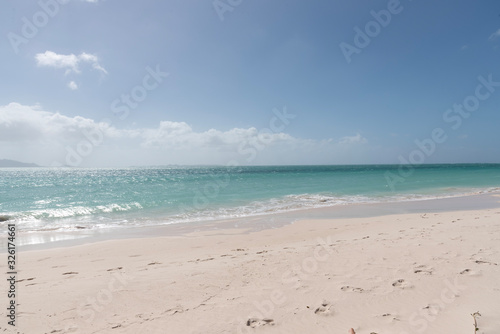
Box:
[5,187,499,233]
[3,202,144,232]
[139,187,500,228]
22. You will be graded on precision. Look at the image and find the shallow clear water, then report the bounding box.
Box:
[1,164,499,233]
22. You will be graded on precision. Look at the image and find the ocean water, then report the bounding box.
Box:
[1,164,500,233]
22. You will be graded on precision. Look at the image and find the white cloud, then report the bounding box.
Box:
[0,103,115,143]
[35,51,79,73]
[78,53,108,74]
[140,121,294,150]
[68,81,78,90]
[489,29,500,40]
[0,103,294,150]
[338,133,367,145]
[0,103,372,167]
[35,51,107,75]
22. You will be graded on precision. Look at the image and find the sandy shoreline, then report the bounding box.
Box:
[2,198,500,333]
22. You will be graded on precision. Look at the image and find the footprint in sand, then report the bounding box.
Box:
[460,269,482,276]
[314,302,334,316]
[165,306,185,316]
[107,267,123,271]
[148,261,161,265]
[380,313,400,323]
[392,279,412,289]
[16,277,35,283]
[413,265,433,275]
[246,318,275,328]
[474,259,498,266]
[341,286,365,293]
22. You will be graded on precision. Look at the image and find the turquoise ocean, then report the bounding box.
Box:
[1,164,500,234]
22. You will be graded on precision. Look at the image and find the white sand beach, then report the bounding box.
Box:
[4,201,500,334]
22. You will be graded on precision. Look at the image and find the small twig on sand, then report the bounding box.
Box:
[472,312,481,333]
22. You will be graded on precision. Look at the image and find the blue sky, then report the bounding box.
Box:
[1,0,500,166]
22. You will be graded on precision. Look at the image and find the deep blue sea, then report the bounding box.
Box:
[1,164,500,233]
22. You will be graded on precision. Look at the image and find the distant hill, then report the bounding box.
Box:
[0,159,40,167]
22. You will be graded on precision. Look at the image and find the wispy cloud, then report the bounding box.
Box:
[489,29,500,40]
[68,81,78,90]
[140,121,294,149]
[35,51,108,75]
[339,133,367,145]
[0,103,371,166]
[0,103,294,148]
